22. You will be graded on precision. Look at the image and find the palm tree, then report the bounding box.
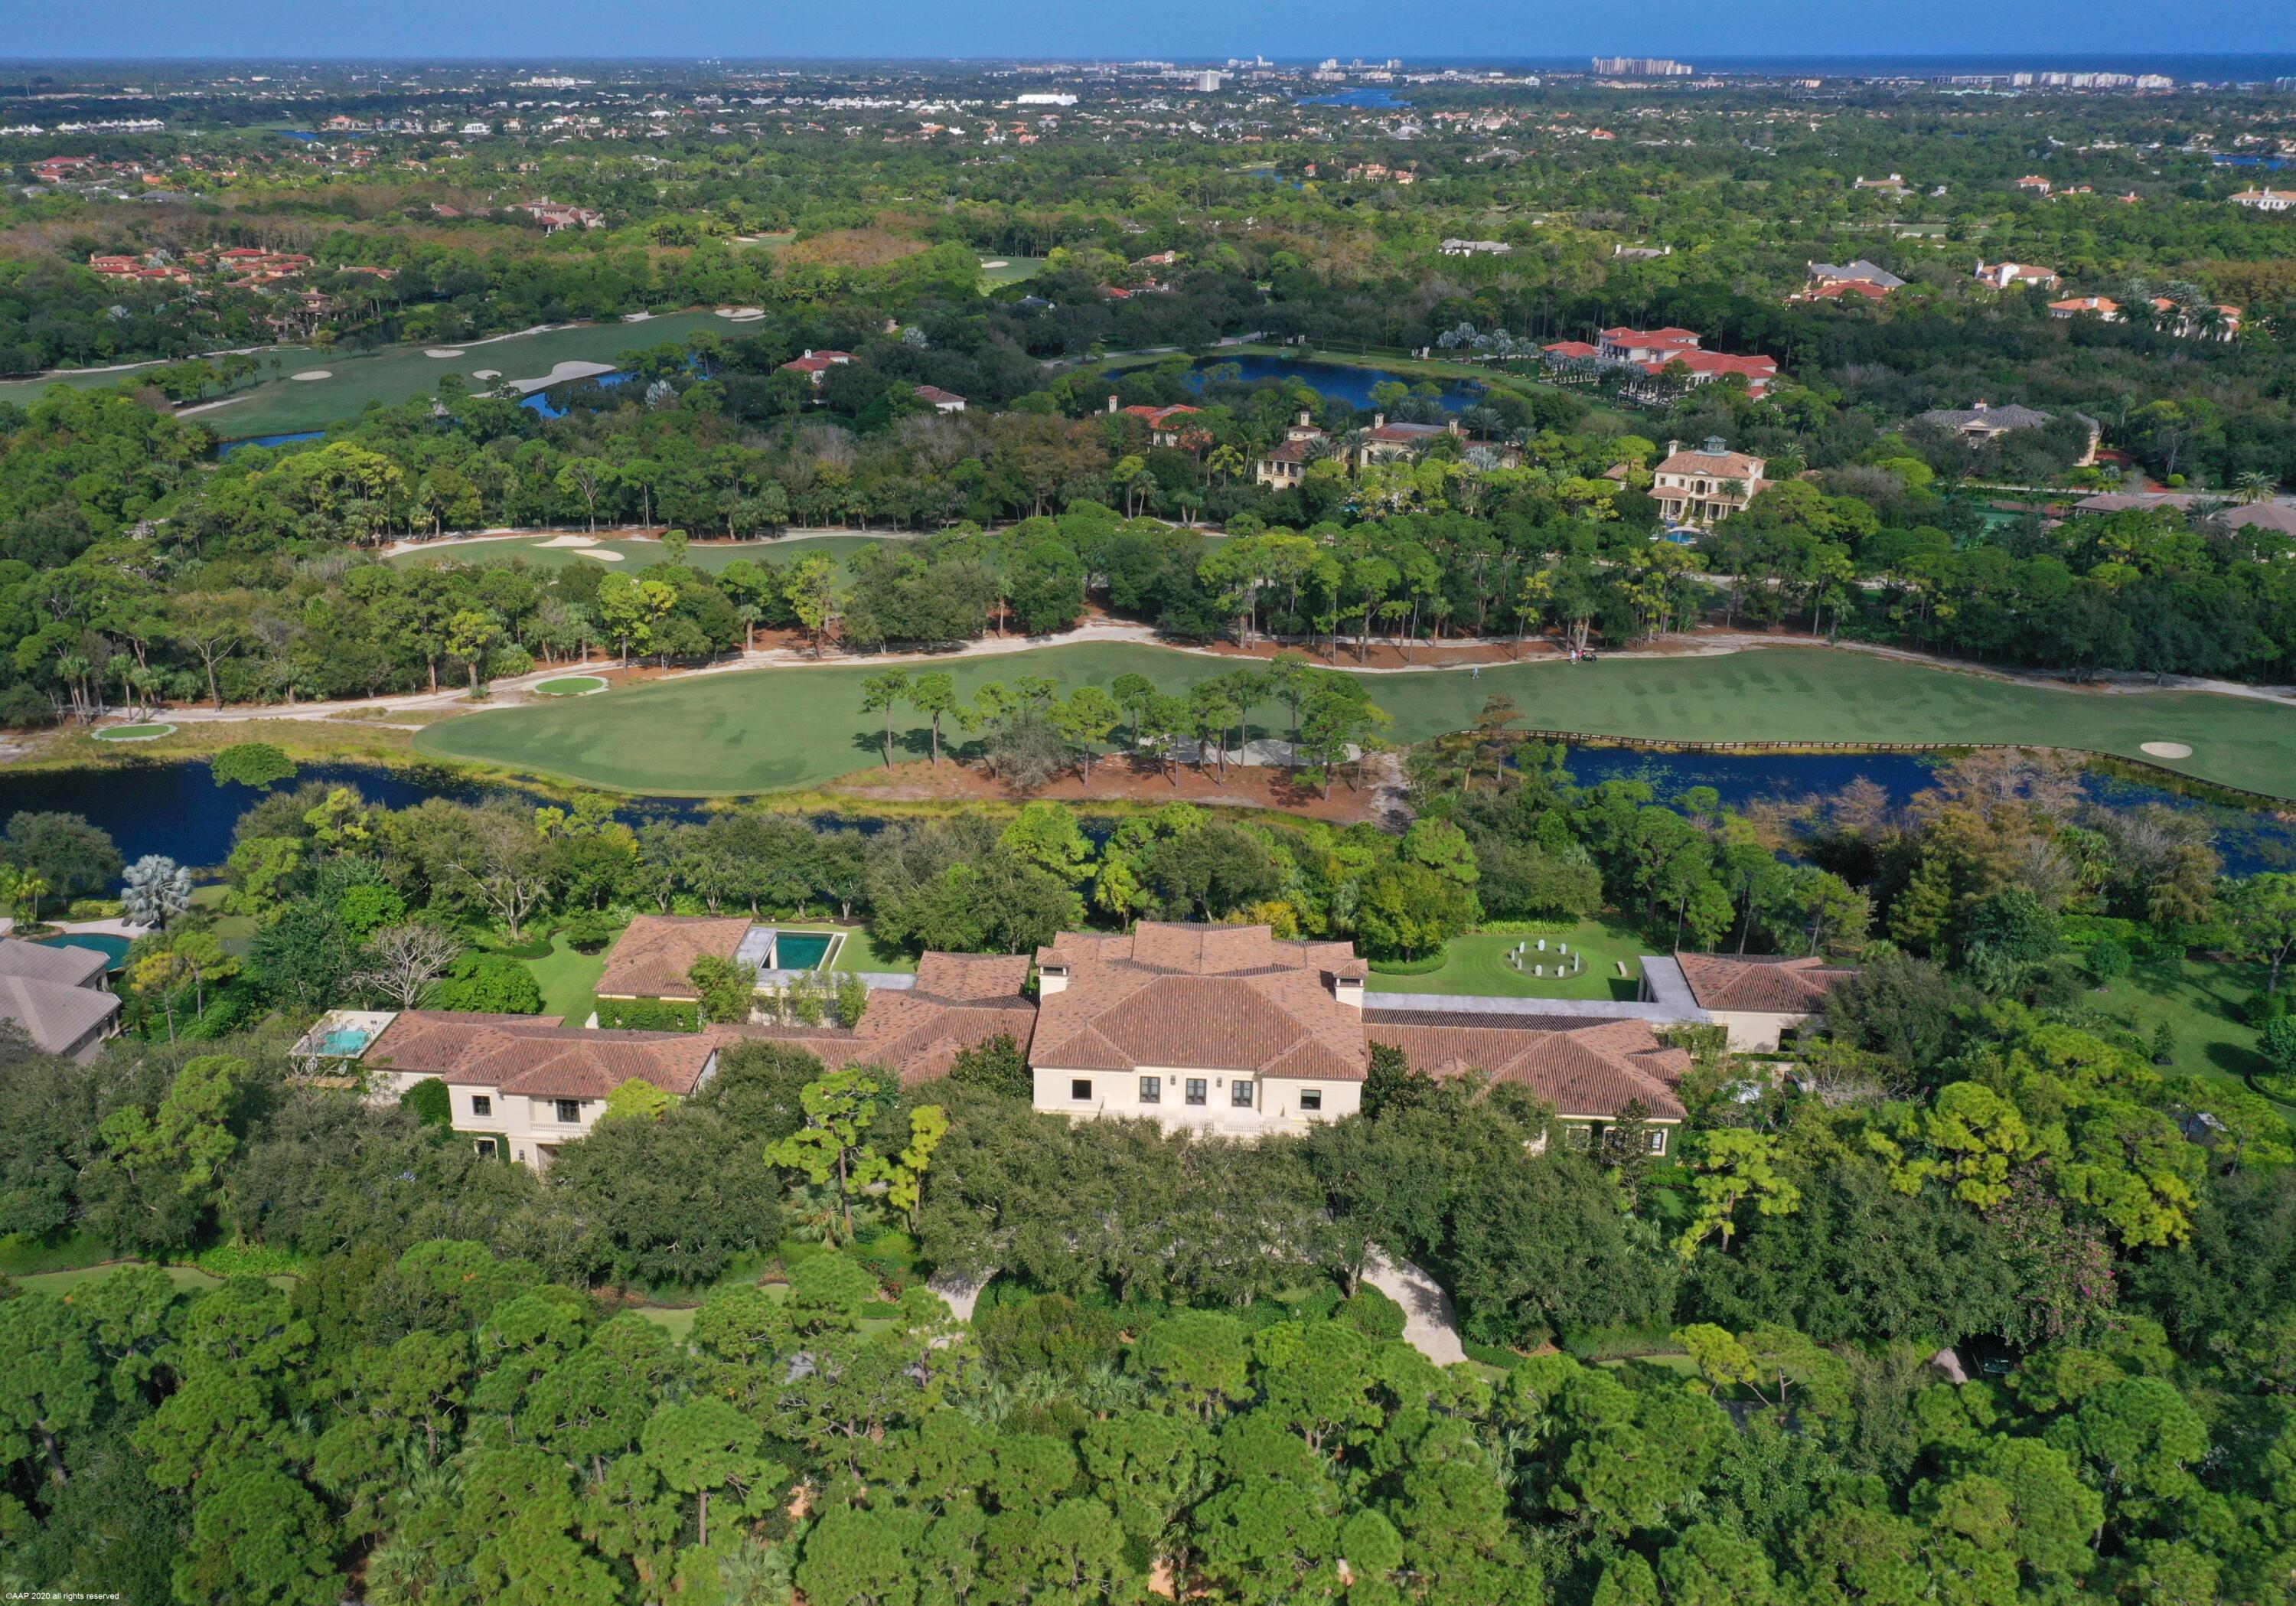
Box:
[2233,469,2278,505]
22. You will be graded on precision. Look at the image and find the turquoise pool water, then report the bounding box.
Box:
[775,932,835,970]
[315,1027,377,1056]
[40,933,130,969]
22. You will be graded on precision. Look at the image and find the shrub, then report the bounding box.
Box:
[596,997,702,1032]
[64,898,124,921]
[564,911,620,953]
[2259,1017,2296,1079]
[209,742,298,791]
[2245,990,2291,1027]
[978,1293,1124,1379]
[1337,1284,1407,1343]
[430,952,544,1014]
[948,1033,1030,1099]
[400,1076,452,1129]
[2083,939,2132,987]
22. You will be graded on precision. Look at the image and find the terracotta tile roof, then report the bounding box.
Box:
[1031,923,1368,1081]
[598,915,755,999]
[1655,446,1766,481]
[363,1010,717,1100]
[1365,1009,1689,1120]
[721,948,1036,1084]
[1673,952,1857,1014]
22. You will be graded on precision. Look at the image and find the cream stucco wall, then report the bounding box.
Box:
[1033,1064,1362,1138]
[1705,1009,1811,1052]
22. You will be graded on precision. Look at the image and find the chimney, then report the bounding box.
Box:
[1296,408,1310,428]
[1037,957,1069,996]
[1107,393,1118,413]
[1372,411,1384,429]
[1972,399,1988,413]
[1665,439,1679,459]
[1332,971,1364,1010]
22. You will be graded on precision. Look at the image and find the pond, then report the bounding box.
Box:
[2,740,2288,889]
[1179,354,1484,413]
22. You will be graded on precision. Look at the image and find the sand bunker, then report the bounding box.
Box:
[536,534,599,548]
[471,369,501,380]
[575,549,626,562]
[714,306,765,320]
[981,259,1009,268]
[290,370,332,381]
[507,360,617,393]
[622,311,655,322]
[2140,742,2194,760]
[425,348,466,357]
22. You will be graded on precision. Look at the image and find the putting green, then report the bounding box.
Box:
[412,643,2296,800]
[0,310,733,440]
[531,675,608,697]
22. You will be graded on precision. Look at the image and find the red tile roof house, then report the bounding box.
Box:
[596,914,760,1001]
[1025,922,1699,1148]
[778,349,854,387]
[1658,952,1859,1050]
[726,952,1039,1082]
[359,1010,722,1167]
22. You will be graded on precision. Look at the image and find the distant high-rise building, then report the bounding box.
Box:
[1591,57,1694,77]
[1192,70,1224,93]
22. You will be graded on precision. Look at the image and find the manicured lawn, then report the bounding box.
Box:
[1366,919,1652,1000]
[980,255,1049,286]
[524,932,608,1024]
[390,532,894,574]
[414,642,2296,799]
[2089,950,2285,1107]
[1,310,735,439]
[821,925,918,974]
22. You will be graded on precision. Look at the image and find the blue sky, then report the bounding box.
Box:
[10,0,2296,62]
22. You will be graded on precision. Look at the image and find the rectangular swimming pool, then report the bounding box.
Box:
[774,932,837,971]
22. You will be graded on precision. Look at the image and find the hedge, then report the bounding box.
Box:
[596,997,703,1033]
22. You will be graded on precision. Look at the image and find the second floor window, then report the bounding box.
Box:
[1139,1076,1161,1104]
[554,1098,581,1124]
[471,1095,491,1117]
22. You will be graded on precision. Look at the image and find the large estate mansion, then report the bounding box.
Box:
[309,919,1854,1167]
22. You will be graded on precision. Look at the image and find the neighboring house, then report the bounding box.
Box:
[912,385,967,413]
[1974,260,2060,290]
[1914,399,2101,465]
[1571,328,1778,398]
[1799,279,1891,304]
[1255,411,1329,487]
[1118,400,1205,447]
[2073,491,2296,539]
[2014,175,2053,194]
[0,937,120,1063]
[729,951,1038,1081]
[1651,438,1768,527]
[1355,414,1459,467]
[2047,295,2122,321]
[2230,188,2294,211]
[1664,952,1858,1050]
[1440,238,1513,256]
[1805,259,1905,292]
[777,349,855,387]
[2150,297,2242,340]
[1852,174,1913,197]
[1030,923,1371,1136]
[359,1010,721,1167]
[596,914,765,1001]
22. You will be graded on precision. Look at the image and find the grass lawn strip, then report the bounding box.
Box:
[522,932,608,1023]
[1365,919,1652,1001]
[413,642,2296,801]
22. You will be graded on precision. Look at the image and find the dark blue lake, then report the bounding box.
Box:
[216,430,325,458]
[1182,354,1483,412]
[6,743,2287,886]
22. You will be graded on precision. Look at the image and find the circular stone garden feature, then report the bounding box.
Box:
[93,723,176,741]
[531,676,609,697]
[2141,741,2194,759]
